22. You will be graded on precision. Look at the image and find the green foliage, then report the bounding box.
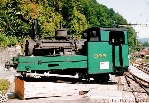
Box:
[145,55,149,59]
[144,57,149,63]
[0,0,136,48]
[0,33,9,47]
[0,79,10,95]
[125,26,138,52]
[7,35,18,46]
[0,33,18,47]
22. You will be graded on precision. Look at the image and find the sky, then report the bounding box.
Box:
[97,0,149,38]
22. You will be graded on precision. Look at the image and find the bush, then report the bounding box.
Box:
[145,58,149,63]
[0,33,18,47]
[0,79,10,96]
[0,33,9,47]
[146,55,149,59]
[7,36,18,47]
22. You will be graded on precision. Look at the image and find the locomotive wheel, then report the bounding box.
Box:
[25,39,35,56]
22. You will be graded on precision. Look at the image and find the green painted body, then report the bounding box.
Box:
[88,42,112,74]
[15,55,87,71]
[13,27,129,75]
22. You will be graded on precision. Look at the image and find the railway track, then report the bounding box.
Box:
[118,61,149,103]
[131,61,149,75]
[124,71,149,103]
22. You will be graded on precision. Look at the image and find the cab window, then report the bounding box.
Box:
[109,31,125,45]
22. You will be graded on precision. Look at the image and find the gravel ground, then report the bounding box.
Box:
[6,98,94,103]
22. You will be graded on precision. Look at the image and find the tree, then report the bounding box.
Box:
[0,0,137,48]
[143,41,149,47]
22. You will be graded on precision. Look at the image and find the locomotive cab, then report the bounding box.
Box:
[83,27,129,77]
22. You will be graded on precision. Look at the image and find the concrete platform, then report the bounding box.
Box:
[85,91,135,103]
[14,76,118,100]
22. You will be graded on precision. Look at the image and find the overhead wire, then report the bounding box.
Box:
[133,1,149,21]
[130,1,149,37]
[136,15,149,34]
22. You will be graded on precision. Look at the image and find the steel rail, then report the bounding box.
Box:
[124,70,149,103]
[124,73,138,103]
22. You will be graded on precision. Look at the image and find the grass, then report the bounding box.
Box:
[0,79,10,96]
